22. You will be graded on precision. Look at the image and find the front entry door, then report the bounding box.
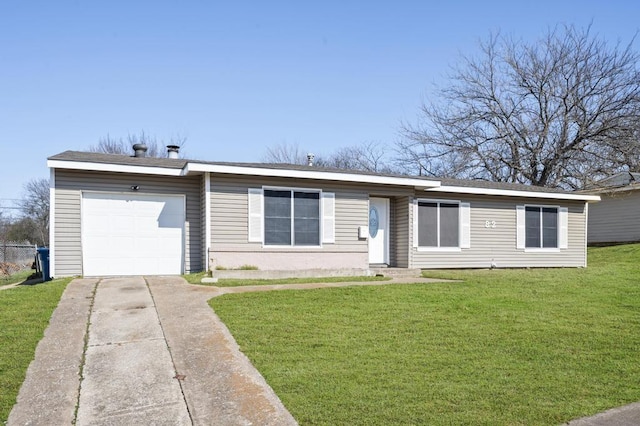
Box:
[368,197,389,264]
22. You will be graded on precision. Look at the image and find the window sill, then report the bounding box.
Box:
[262,245,323,249]
[523,248,561,253]
[416,247,462,252]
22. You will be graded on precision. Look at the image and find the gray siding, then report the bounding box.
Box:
[588,190,640,244]
[209,175,373,270]
[53,169,203,276]
[409,192,587,269]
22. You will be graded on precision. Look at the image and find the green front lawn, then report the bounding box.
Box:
[210,244,640,425]
[0,278,71,422]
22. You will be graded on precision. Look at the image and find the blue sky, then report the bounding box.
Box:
[1,0,639,212]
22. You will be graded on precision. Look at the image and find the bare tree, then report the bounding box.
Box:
[328,141,397,173]
[18,178,50,246]
[89,131,187,158]
[263,141,396,173]
[399,25,640,189]
[262,142,312,164]
[5,217,39,245]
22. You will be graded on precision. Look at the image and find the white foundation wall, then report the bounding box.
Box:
[210,251,369,271]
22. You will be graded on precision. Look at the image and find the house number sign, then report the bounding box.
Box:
[369,206,379,238]
[485,220,497,228]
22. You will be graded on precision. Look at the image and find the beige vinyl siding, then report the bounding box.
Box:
[201,173,208,268]
[394,196,410,268]
[53,169,203,276]
[388,198,397,266]
[209,175,371,270]
[410,192,587,269]
[54,188,82,276]
[588,190,640,244]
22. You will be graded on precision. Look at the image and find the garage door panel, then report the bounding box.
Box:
[112,215,136,234]
[82,193,185,276]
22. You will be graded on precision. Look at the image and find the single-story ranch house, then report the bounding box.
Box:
[47,148,600,277]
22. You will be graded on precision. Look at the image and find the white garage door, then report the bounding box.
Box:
[82,192,185,276]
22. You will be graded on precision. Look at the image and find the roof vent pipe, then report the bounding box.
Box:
[307,153,314,167]
[167,145,180,159]
[132,143,148,158]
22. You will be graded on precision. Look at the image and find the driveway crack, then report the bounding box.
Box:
[73,278,100,425]
[145,276,194,425]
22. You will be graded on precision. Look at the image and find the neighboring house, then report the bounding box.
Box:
[47,149,600,277]
[585,172,640,245]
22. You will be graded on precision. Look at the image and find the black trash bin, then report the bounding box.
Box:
[36,247,51,282]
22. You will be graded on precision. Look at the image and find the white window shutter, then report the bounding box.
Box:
[516,205,526,249]
[412,198,419,248]
[559,207,569,249]
[248,188,263,242]
[322,192,335,243]
[460,202,471,249]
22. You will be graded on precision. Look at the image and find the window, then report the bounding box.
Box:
[248,188,334,246]
[525,206,558,248]
[516,205,568,250]
[264,189,320,246]
[415,200,470,249]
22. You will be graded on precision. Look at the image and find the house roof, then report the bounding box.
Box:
[47,150,600,201]
[49,150,188,169]
[583,171,640,194]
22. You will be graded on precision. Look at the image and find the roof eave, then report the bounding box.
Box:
[183,162,441,188]
[47,159,184,176]
[426,185,601,202]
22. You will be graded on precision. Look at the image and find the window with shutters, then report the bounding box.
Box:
[516,204,567,251]
[415,199,470,250]
[263,188,320,246]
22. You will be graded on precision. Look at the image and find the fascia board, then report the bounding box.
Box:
[184,163,441,188]
[46,160,183,176]
[427,185,601,202]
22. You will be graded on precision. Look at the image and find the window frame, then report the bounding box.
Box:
[415,198,463,252]
[262,186,323,248]
[523,204,561,252]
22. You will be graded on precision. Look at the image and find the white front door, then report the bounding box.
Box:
[368,197,389,264]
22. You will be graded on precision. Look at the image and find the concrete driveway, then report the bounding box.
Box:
[8,276,296,425]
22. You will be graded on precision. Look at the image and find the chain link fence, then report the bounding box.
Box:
[0,241,37,275]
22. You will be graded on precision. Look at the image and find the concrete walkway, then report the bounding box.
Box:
[8,275,640,425]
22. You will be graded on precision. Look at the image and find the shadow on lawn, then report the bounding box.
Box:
[0,272,47,289]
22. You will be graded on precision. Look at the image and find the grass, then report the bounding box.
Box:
[0,278,72,422]
[0,270,33,287]
[182,272,390,287]
[182,271,209,284]
[210,244,640,425]
[215,264,259,270]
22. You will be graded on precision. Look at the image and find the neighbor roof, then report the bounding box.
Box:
[583,171,640,193]
[47,150,600,201]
